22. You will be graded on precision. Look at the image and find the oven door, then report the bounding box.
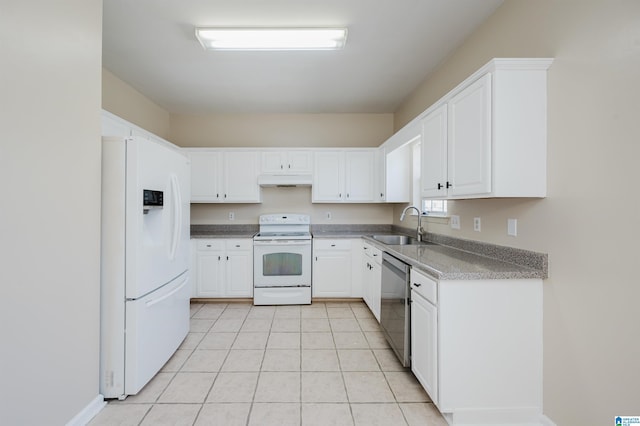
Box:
[253,239,311,288]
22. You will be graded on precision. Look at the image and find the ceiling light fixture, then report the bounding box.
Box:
[195,27,348,51]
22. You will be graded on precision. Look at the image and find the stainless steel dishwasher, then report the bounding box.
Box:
[380,252,411,367]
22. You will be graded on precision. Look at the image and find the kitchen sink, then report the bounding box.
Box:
[371,234,429,245]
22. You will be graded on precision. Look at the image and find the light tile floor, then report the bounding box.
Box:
[90,301,448,426]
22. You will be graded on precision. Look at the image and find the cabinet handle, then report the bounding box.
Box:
[224,194,227,198]
[446,181,452,189]
[437,183,443,190]
[218,256,221,260]
[339,193,342,198]
[373,253,378,257]
[315,256,318,261]
[380,193,384,198]
[414,283,422,287]
[331,244,336,247]
[288,164,291,169]
[206,244,212,247]
[216,193,220,198]
[235,244,240,247]
[226,256,229,260]
[346,193,350,198]
[280,164,284,169]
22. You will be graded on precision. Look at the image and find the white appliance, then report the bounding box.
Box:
[100,136,191,399]
[253,214,312,305]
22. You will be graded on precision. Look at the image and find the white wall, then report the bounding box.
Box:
[394,1,640,423]
[0,1,103,424]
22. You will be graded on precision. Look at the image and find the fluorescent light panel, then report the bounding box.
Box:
[195,27,347,50]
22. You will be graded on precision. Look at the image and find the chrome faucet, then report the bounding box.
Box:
[400,206,424,242]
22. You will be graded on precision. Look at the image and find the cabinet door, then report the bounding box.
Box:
[313,250,352,297]
[421,104,448,198]
[226,251,253,297]
[260,151,286,174]
[448,73,492,197]
[385,144,411,202]
[190,151,222,202]
[411,290,438,405]
[313,151,344,202]
[287,150,313,174]
[223,151,261,202]
[196,251,224,297]
[345,150,375,202]
[370,261,381,321]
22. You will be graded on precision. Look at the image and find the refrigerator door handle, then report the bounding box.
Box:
[145,275,189,308]
[168,174,182,260]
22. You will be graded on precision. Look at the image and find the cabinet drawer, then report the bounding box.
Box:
[410,269,437,304]
[196,239,224,251]
[314,239,352,250]
[363,243,382,264]
[226,239,253,251]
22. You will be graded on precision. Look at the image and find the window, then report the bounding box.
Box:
[422,199,447,216]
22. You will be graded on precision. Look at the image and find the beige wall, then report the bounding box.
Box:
[102,68,171,139]
[394,1,640,423]
[170,113,393,148]
[191,187,394,225]
[0,1,103,424]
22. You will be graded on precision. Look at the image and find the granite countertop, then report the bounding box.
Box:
[191,224,547,281]
[314,225,547,281]
[362,236,545,280]
[190,225,257,239]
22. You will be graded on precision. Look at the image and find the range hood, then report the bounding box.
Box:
[258,174,313,187]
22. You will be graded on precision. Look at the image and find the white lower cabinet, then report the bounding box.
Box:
[193,239,253,298]
[410,270,439,405]
[312,239,360,298]
[361,241,382,321]
[410,268,543,424]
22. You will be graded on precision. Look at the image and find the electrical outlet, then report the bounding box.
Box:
[228,212,235,221]
[473,217,481,232]
[508,218,517,236]
[326,212,332,220]
[450,215,460,230]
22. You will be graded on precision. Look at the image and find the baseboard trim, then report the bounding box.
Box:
[65,394,106,426]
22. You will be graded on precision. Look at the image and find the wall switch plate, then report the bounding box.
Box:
[326,212,332,220]
[508,218,517,236]
[228,212,235,221]
[450,215,460,230]
[473,217,481,232]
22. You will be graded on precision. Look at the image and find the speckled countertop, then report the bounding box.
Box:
[190,224,257,239]
[192,224,547,281]
[313,225,547,281]
[363,237,545,280]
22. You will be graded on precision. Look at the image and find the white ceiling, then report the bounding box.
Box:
[103,0,503,114]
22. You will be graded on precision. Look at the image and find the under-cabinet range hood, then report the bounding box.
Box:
[258,174,313,187]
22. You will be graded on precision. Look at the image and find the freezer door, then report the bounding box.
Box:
[124,272,190,396]
[125,138,191,299]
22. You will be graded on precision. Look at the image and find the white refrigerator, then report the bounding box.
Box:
[100,136,191,399]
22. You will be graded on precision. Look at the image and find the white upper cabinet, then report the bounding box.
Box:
[421,58,553,199]
[312,149,376,202]
[421,104,448,198]
[187,149,261,203]
[260,149,313,174]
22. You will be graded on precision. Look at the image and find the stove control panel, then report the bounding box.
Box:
[259,214,310,225]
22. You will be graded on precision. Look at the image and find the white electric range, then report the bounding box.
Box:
[253,214,312,305]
